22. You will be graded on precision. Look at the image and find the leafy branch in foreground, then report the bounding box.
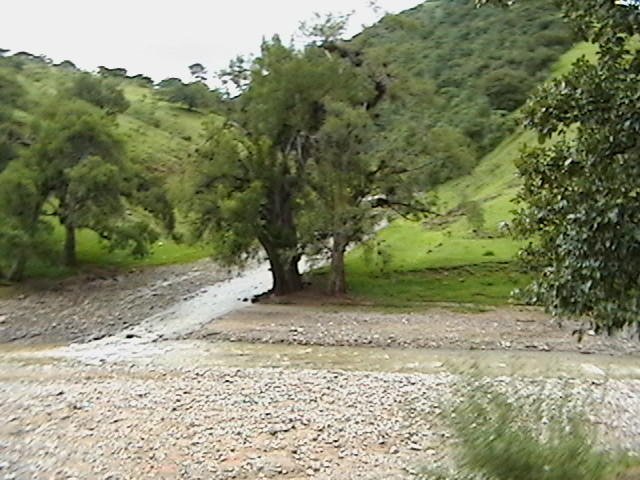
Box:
[486,0,640,334]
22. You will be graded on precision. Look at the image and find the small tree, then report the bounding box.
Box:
[188,62,208,81]
[309,100,428,294]
[0,161,49,281]
[158,80,217,111]
[28,97,158,266]
[67,72,130,115]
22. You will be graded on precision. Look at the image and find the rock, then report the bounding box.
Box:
[267,424,294,435]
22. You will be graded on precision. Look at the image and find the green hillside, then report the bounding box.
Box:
[352,0,573,175]
[0,56,213,277]
[340,128,534,307]
[340,42,598,307]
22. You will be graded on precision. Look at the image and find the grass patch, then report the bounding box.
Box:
[24,226,209,279]
[551,41,598,75]
[342,263,531,307]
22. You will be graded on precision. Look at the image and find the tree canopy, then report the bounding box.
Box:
[0,56,176,280]
[157,79,220,111]
[187,31,428,295]
[351,0,573,162]
[67,72,130,114]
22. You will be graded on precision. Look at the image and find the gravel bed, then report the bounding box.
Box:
[194,304,640,356]
[0,260,231,345]
[1,363,639,480]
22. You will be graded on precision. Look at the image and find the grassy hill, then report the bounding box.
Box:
[352,0,573,171]
[338,41,598,307]
[0,57,213,277]
[339,128,533,307]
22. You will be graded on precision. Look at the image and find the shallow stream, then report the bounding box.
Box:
[1,339,639,380]
[1,260,639,380]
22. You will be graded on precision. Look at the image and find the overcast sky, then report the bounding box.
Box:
[2,0,422,83]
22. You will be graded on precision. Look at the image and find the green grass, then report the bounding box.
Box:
[342,130,534,307]
[25,225,209,279]
[551,41,598,75]
[345,263,531,307]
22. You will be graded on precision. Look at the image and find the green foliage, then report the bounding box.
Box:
[439,377,622,480]
[11,96,167,270]
[0,160,50,280]
[157,80,220,111]
[513,0,640,334]
[97,65,128,78]
[0,67,26,170]
[67,72,130,114]
[0,48,209,278]
[339,115,547,306]
[0,1,580,285]
[482,68,533,111]
[189,34,392,295]
[460,198,485,233]
[54,60,79,71]
[309,96,429,293]
[351,0,573,161]
[185,119,268,263]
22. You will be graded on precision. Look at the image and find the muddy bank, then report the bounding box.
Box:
[192,304,640,356]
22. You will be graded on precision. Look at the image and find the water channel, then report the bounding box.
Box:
[1,261,639,380]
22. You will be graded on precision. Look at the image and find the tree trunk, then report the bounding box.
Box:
[7,254,27,282]
[327,234,348,296]
[64,220,77,267]
[258,179,304,296]
[265,248,303,296]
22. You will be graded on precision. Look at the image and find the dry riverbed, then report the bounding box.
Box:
[1,260,640,479]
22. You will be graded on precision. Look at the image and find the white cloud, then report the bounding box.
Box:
[2,0,421,82]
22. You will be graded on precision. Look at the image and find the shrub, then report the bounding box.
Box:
[427,377,634,480]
